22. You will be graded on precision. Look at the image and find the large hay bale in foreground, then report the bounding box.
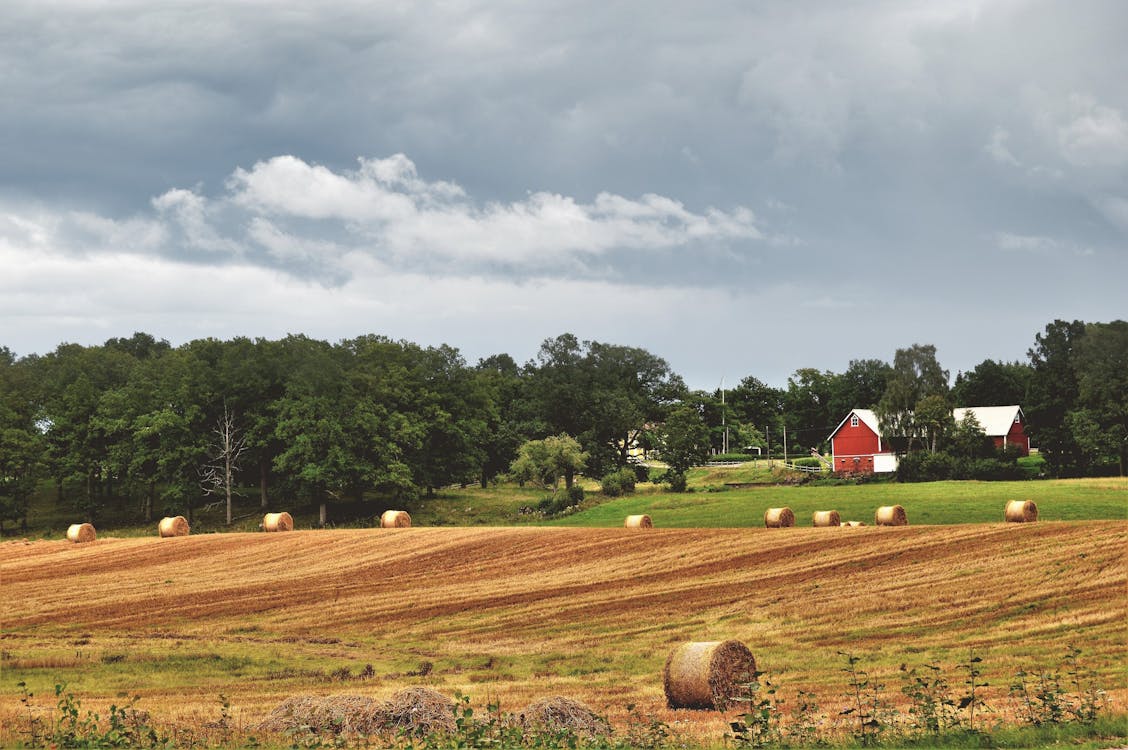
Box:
[764,507,795,528]
[519,696,611,740]
[624,514,653,528]
[256,695,389,736]
[158,516,190,537]
[664,640,757,710]
[1005,500,1038,523]
[812,510,841,527]
[383,687,455,736]
[380,510,412,528]
[66,523,96,543]
[874,505,908,526]
[262,512,294,532]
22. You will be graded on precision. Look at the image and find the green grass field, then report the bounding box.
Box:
[12,464,1126,538]
[549,475,1128,527]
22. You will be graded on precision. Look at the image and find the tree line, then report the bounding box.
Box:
[0,320,1124,530]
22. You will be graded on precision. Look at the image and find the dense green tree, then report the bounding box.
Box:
[474,354,535,488]
[726,376,785,453]
[948,411,995,459]
[1026,320,1087,476]
[0,350,43,531]
[509,434,588,491]
[1071,320,1128,475]
[951,359,1031,406]
[528,335,685,476]
[828,358,892,418]
[660,404,711,491]
[784,368,835,452]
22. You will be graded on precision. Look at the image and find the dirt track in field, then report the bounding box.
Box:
[2,522,1125,738]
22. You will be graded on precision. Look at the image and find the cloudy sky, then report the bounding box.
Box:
[2,0,1125,388]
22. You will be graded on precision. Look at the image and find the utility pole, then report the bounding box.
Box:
[720,376,728,455]
[783,423,788,464]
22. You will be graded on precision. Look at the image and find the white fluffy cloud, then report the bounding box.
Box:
[225,154,763,265]
[12,153,763,278]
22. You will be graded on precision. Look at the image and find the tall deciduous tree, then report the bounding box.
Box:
[660,404,711,491]
[1026,320,1087,476]
[877,344,949,450]
[1071,320,1128,475]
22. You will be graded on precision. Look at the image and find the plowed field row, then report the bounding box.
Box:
[2,522,1124,742]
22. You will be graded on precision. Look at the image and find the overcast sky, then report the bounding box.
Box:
[2,0,1125,389]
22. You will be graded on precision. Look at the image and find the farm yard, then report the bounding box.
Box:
[2,488,1125,747]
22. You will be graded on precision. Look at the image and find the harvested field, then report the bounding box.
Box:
[1,522,1124,744]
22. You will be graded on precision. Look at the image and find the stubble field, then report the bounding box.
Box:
[2,521,1125,745]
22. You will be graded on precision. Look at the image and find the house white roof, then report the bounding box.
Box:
[953,406,1023,437]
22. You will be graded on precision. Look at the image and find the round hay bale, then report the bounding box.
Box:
[840,520,866,527]
[262,512,294,532]
[380,510,411,528]
[1005,499,1038,523]
[764,507,795,528]
[66,523,96,543]
[520,696,610,740]
[663,640,757,710]
[158,515,190,537]
[812,510,841,527]
[624,514,653,528]
[874,505,908,526]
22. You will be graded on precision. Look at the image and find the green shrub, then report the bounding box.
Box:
[567,485,585,504]
[600,468,636,497]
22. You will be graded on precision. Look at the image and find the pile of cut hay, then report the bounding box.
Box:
[874,505,908,526]
[262,512,294,532]
[257,688,455,738]
[66,523,96,543]
[256,695,388,736]
[840,520,866,527]
[380,510,412,528]
[382,687,455,736]
[664,640,757,711]
[158,516,189,537]
[1005,500,1038,523]
[519,696,610,740]
[624,514,652,528]
[811,510,840,527]
[764,507,795,528]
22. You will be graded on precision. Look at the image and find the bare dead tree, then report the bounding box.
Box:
[201,401,248,525]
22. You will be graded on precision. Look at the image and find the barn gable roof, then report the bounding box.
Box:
[829,405,1025,444]
[953,406,1024,437]
[828,408,882,442]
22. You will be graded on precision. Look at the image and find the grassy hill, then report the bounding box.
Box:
[2,522,1124,746]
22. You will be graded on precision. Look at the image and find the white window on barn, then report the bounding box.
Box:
[850,415,859,427]
[1015,414,1021,423]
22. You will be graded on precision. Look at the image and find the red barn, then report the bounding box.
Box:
[827,405,1030,474]
[828,409,898,474]
[953,406,1030,455]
